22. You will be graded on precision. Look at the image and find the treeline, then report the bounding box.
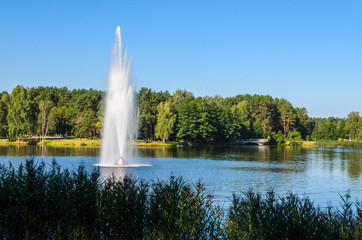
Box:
[311,113,362,141]
[0,85,361,142]
[137,88,362,143]
[0,85,103,140]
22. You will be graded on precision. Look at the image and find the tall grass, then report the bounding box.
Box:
[315,140,362,147]
[225,190,361,239]
[0,159,361,239]
[146,177,223,239]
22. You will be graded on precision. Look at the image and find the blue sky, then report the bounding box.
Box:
[0,1,361,117]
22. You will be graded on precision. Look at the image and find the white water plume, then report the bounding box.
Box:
[100,26,135,165]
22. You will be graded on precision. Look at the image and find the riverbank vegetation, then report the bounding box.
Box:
[0,86,361,144]
[37,138,102,147]
[315,140,362,148]
[0,160,361,239]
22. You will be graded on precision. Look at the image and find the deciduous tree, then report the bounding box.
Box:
[345,111,361,140]
[155,102,176,143]
[7,86,35,140]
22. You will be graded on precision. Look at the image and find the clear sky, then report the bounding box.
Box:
[0,1,361,118]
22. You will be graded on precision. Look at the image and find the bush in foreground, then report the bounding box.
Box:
[0,160,361,239]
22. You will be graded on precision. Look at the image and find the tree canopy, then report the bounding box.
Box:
[0,85,361,143]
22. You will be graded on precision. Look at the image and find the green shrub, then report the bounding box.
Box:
[146,177,223,239]
[269,130,285,145]
[225,190,362,240]
[99,175,148,239]
[0,159,361,239]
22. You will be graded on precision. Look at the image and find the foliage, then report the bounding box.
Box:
[73,108,98,138]
[155,101,176,143]
[37,100,57,139]
[147,177,223,239]
[310,117,359,142]
[0,85,361,144]
[100,175,148,239]
[0,160,361,239]
[0,159,100,239]
[269,130,285,145]
[287,130,302,142]
[315,140,362,148]
[177,98,221,142]
[225,190,362,239]
[278,98,295,137]
[0,92,9,137]
[137,87,171,140]
[7,86,36,140]
[345,112,361,140]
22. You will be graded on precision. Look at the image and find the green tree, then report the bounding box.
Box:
[137,88,170,140]
[7,86,35,140]
[321,120,338,140]
[0,92,9,137]
[170,89,194,111]
[218,106,235,141]
[247,95,277,136]
[56,106,75,137]
[337,119,347,139]
[269,130,285,144]
[287,130,302,142]
[251,121,265,138]
[278,99,295,137]
[231,100,251,139]
[155,102,176,143]
[38,100,57,140]
[177,98,220,142]
[197,100,220,141]
[294,107,313,139]
[177,100,199,141]
[345,111,360,140]
[74,109,97,138]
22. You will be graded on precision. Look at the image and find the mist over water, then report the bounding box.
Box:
[100,26,134,165]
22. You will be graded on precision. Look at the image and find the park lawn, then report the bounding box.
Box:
[37,139,178,147]
[0,138,178,147]
[37,139,101,147]
[302,141,315,146]
[127,140,178,147]
[0,139,28,145]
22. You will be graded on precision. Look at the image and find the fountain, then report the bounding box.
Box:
[96,26,150,168]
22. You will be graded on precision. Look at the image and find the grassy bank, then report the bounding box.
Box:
[0,159,361,239]
[302,140,316,146]
[0,139,29,145]
[127,140,179,147]
[0,138,185,147]
[39,139,181,147]
[37,138,102,147]
[315,140,362,147]
[2,138,362,148]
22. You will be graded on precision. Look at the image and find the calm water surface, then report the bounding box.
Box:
[0,145,361,208]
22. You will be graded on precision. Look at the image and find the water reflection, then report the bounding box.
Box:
[100,167,128,180]
[0,145,101,157]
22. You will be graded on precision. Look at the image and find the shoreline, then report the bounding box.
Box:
[0,139,361,148]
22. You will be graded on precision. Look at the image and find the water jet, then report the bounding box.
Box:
[98,26,139,167]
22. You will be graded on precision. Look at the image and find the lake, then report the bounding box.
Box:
[0,145,361,208]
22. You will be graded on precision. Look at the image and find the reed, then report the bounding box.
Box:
[146,176,223,239]
[315,140,362,147]
[0,159,361,239]
[225,190,361,239]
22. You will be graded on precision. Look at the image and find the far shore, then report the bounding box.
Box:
[0,138,177,147]
[0,138,360,148]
